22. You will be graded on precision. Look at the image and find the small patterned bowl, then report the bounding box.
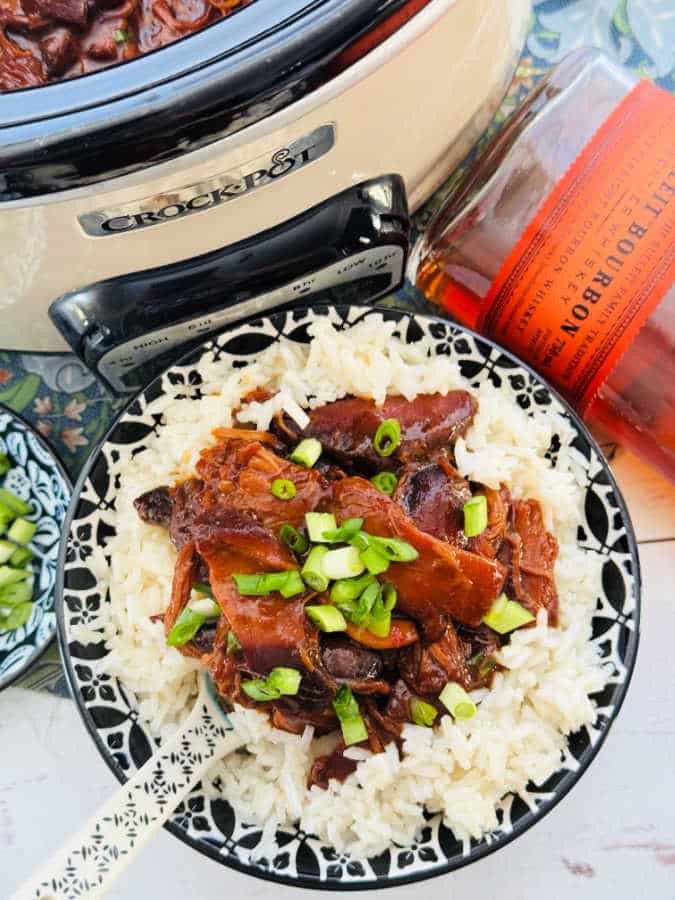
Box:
[0,407,71,689]
[57,306,641,890]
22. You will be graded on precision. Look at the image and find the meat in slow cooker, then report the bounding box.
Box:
[0,0,250,90]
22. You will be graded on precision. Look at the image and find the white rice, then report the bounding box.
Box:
[81,315,606,858]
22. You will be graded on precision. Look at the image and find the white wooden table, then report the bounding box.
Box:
[2,446,674,900]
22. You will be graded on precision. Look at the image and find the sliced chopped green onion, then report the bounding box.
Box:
[373,418,402,457]
[306,604,347,632]
[365,609,391,638]
[0,453,10,477]
[330,573,376,605]
[114,27,133,43]
[193,582,214,599]
[242,679,281,701]
[439,682,476,719]
[0,601,32,631]
[370,472,398,496]
[321,546,365,580]
[352,580,380,625]
[333,582,375,628]
[243,666,301,701]
[333,685,368,746]
[0,566,30,589]
[226,630,241,656]
[359,545,390,575]
[483,593,535,634]
[290,438,322,468]
[381,582,397,612]
[332,595,356,621]
[188,597,221,618]
[0,488,31,517]
[463,495,488,538]
[266,666,301,696]
[9,546,33,568]
[340,713,368,746]
[322,518,364,543]
[358,580,380,611]
[0,580,32,607]
[0,540,15,565]
[0,503,14,532]
[233,571,297,596]
[301,545,330,592]
[410,698,438,728]
[279,523,309,555]
[271,478,296,500]
[349,530,370,551]
[340,715,368,746]
[305,512,337,543]
[364,583,392,637]
[7,518,36,545]
[167,607,204,647]
[232,573,264,594]
[366,534,418,562]
[233,572,285,595]
[279,570,305,599]
[484,593,508,622]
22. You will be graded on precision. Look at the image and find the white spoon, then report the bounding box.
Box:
[12,672,244,900]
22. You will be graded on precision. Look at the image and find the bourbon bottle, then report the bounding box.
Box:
[411,49,675,482]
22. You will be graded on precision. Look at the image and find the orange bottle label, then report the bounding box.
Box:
[478,80,675,414]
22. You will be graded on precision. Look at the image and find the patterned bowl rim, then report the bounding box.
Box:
[0,403,72,691]
[55,304,642,890]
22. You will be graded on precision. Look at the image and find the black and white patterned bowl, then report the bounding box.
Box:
[57,306,641,889]
[0,407,71,689]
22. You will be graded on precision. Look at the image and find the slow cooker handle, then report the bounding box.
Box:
[50,176,410,396]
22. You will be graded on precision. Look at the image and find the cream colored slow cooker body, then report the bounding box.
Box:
[0,0,530,351]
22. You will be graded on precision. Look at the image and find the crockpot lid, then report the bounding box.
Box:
[0,0,418,199]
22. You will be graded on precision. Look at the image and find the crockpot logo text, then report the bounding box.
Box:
[79,125,336,238]
[101,149,306,233]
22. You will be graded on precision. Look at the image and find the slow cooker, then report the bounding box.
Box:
[0,0,530,393]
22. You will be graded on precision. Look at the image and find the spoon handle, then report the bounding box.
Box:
[12,695,242,900]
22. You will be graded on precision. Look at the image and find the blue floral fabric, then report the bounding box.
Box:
[0,0,673,479]
[531,0,675,85]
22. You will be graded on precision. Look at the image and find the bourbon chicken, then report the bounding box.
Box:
[134,391,559,787]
